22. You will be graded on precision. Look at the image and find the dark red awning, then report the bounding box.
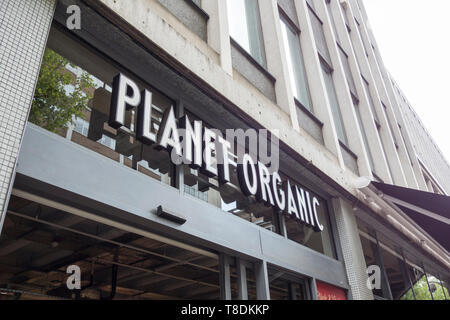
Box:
[372,182,450,253]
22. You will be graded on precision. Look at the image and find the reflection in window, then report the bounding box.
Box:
[31,26,175,187]
[33,26,337,260]
[280,17,312,111]
[227,0,266,66]
[283,184,335,259]
[181,110,336,258]
[403,272,449,300]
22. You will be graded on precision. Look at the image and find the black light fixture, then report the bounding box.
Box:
[155,205,187,225]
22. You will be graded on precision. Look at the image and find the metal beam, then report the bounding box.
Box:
[400,250,416,300]
[421,263,434,300]
[89,257,219,289]
[12,189,217,259]
[383,194,450,225]
[372,232,393,300]
[438,276,447,300]
[7,210,217,274]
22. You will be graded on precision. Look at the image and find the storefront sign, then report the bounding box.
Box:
[109,73,324,232]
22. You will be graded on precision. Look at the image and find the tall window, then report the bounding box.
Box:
[227,0,266,66]
[355,18,369,57]
[280,17,312,111]
[309,6,331,63]
[321,62,348,145]
[353,100,375,171]
[309,5,347,145]
[362,77,379,123]
[338,46,357,98]
[325,0,340,43]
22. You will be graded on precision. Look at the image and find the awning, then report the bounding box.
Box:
[372,182,450,252]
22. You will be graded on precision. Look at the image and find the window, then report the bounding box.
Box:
[227,0,266,66]
[361,76,379,123]
[268,265,310,300]
[306,0,315,11]
[31,26,176,187]
[321,62,348,145]
[398,124,414,166]
[325,0,340,43]
[355,18,369,57]
[377,125,394,181]
[158,0,208,41]
[338,45,357,98]
[340,1,351,31]
[353,100,375,171]
[309,7,331,63]
[279,17,312,111]
[281,173,336,259]
[381,102,398,148]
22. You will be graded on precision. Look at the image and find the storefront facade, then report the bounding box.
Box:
[0,0,448,300]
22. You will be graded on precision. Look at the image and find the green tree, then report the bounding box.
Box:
[401,276,449,300]
[30,48,94,132]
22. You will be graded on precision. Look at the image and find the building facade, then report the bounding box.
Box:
[0,0,448,300]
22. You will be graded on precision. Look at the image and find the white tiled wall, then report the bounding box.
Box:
[0,0,56,228]
[333,198,374,300]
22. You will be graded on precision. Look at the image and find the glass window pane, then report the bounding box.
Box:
[280,18,312,111]
[282,172,336,259]
[228,0,250,51]
[268,266,309,300]
[228,0,266,66]
[31,27,175,188]
[338,46,357,97]
[309,7,330,63]
[326,0,340,43]
[354,102,375,170]
[361,77,379,122]
[321,64,347,144]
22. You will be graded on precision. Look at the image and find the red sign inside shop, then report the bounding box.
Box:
[316,281,347,300]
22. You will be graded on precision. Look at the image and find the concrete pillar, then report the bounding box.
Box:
[236,258,248,300]
[219,253,232,300]
[255,260,270,300]
[202,0,233,75]
[0,0,56,233]
[332,198,374,300]
[309,278,319,300]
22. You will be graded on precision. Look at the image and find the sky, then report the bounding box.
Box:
[362,0,450,164]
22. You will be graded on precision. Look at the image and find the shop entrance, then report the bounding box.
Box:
[0,192,220,300]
